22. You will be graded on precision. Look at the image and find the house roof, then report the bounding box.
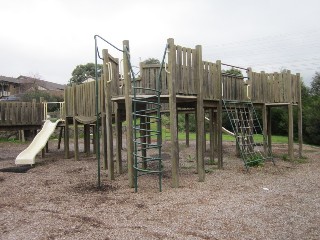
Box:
[0,76,19,84]
[17,76,66,90]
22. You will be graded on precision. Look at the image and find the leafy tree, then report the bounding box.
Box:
[21,91,63,112]
[302,73,320,145]
[310,71,320,95]
[70,63,102,85]
[223,67,243,77]
[143,58,160,65]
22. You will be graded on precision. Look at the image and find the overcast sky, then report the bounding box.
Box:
[1,0,319,86]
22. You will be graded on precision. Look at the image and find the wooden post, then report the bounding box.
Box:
[288,103,294,160]
[185,113,189,147]
[123,40,134,187]
[167,38,179,188]
[100,76,107,170]
[203,111,206,153]
[287,71,294,160]
[72,84,79,161]
[297,73,303,158]
[213,110,218,153]
[103,49,114,180]
[247,68,253,100]
[92,124,96,154]
[216,60,223,169]
[74,119,79,161]
[64,89,70,159]
[115,104,122,174]
[84,124,90,155]
[209,108,214,164]
[195,45,205,182]
[267,106,272,153]
[32,99,36,124]
[262,104,268,155]
[57,126,64,150]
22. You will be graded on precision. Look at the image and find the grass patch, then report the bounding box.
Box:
[280,154,308,164]
[245,153,265,167]
[0,138,22,143]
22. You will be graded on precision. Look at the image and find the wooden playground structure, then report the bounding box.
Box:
[62,37,302,190]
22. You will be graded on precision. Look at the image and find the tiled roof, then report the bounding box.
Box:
[0,76,19,84]
[17,76,66,90]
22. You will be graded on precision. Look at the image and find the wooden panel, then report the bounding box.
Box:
[203,62,209,99]
[273,72,279,103]
[187,48,193,94]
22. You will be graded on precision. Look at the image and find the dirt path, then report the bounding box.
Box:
[0,140,319,239]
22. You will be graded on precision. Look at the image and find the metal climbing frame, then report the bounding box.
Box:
[124,45,168,192]
[222,100,274,170]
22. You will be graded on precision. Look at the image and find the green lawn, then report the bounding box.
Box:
[163,129,289,144]
[136,120,290,144]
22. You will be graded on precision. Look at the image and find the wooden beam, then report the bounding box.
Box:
[115,104,122,174]
[103,49,114,180]
[209,108,214,164]
[267,106,272,153]
[216,60,223,169]
[262,104,268,155]
[167,38,179,188]
[195,45,205,182]
[287,70,294,160]
[123,40,134,187]
[185,113,189,147]
[297,73,303,158]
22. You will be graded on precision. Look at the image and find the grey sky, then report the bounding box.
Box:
[1,0,319,85]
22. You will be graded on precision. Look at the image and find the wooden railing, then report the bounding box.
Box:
[0,101,43,126]
[248,70,300,104]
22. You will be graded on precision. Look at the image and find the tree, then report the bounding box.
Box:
[310,71,320,95]
[302,73,320,145]
[143,58,160,65]
[70,63,102,85]
[223,67,243,77]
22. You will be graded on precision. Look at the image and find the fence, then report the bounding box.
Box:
[0,101,43,126]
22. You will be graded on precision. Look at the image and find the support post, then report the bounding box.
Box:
[267,106,272,153]
[115,104,122,174]
[216,60,223,169]
[287,71,294,160]
[262,104,268,155]
[123,40,134,187]
[167,38,179,188]
[185,113,190,147]
[288,103,294,160]
[209,108,215,164]
[84,124,90,156]
[195,45,205,182]
[64,89,70,159]
[297,73,303,158]
[72,84,79,161]
[74,119,79,161]
[103,49,114,180]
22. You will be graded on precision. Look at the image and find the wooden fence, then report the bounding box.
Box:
[248,70,300,104]
[0,102,43,126]
[64,53,121,118]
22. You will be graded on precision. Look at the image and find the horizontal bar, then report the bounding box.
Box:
[221,63,248,71]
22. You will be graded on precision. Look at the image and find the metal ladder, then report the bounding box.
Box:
[125,45,168,192]
[222,100,273,169]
